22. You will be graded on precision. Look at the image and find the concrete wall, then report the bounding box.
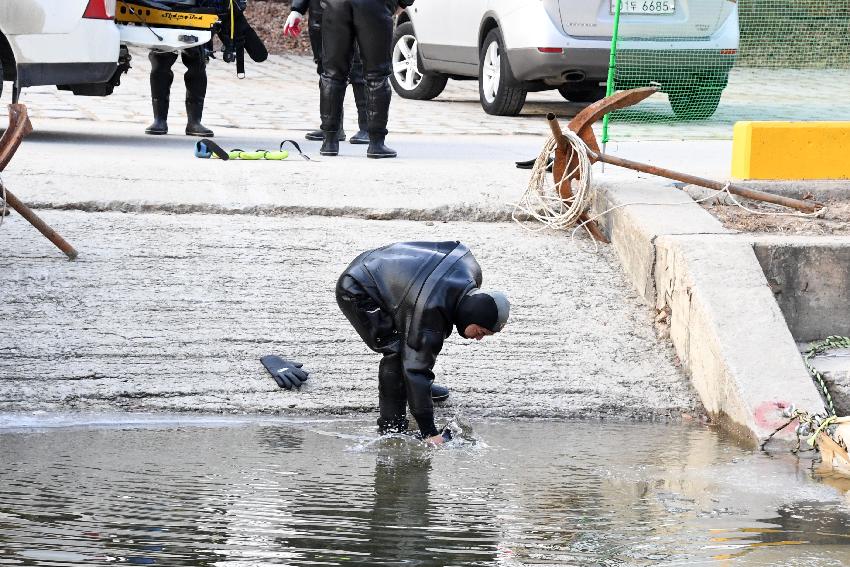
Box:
[753,238,850,343]
[592,181,826,445]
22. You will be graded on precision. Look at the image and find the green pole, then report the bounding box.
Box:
[601,0,623,147]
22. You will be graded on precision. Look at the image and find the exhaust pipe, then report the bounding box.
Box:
[562,70,586,82]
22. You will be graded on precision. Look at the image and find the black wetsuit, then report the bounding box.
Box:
[149,46,207,111]
[291,0,365,84]
[318,0,414,138]
[336,241,481,437]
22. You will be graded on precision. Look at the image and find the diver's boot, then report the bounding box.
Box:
[307,109,345,141]
[185,99,214,137]
[319,76,346,156]
[320,131,339,156]
[306,129,345,141]
[349,83,369,144]
[367,135,397,159]
[365,77,395,158]
[431,383,450,402]
[145,98,169,135]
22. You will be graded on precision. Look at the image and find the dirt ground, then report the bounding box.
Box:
[245,0,311,56]
[698,198,850,236]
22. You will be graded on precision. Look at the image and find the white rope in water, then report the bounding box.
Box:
[511,130,594,235]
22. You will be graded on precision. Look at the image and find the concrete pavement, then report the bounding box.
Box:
[0,49,733,423]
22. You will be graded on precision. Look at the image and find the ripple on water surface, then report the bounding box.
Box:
[1,418,850,566]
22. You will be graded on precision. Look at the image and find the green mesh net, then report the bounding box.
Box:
[604,0,850,140]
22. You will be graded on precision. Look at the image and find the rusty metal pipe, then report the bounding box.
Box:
[546,113,568,153]
[3,187,78,260]
[593,152,822,214]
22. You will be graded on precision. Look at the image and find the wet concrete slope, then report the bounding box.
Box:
[0,211,699,420]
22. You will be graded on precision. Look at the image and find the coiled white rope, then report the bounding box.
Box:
[511,129,594,235]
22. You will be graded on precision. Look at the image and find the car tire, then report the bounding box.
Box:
[389,22,448,100]
[478,29,527,116]
[668,86,723,120]
[558,85,607,103]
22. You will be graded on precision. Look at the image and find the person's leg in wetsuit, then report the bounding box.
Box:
[320,0,397,158]
[335,274,409,433]
[182,46,214,137]
[348,47,369,144]
[145,50,178,135]
[145,47,213,137]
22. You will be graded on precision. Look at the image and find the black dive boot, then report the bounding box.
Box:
[307,107,345,142]
[319,76,346,157]
[349,83,369,144]
[306,129,346,141]
[145,98,169,135]
[365,78,396,158]
[367,135,397,159]
[185,100,214,137]
[320,131,340,156]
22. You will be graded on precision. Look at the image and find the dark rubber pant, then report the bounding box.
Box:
[336,273,408,433]
[149,47,208,104]
[319,0,394,137]
[308,0,365,85]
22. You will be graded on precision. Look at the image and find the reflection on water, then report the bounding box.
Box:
[1,418,850,566]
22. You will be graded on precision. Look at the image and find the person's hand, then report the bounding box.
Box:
[426,434,446,446]
[283,11,303,37]
[394,6,404,16]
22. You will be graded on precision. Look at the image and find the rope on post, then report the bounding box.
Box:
[512,130,593,233]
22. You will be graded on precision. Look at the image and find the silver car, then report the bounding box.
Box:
[391,0,739,118]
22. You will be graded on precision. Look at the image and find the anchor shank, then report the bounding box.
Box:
[595,152,822,214]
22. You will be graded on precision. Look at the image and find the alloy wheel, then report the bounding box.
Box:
[392,34,423,91]
[481,40,501,103]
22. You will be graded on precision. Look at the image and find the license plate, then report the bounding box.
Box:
[611,0,675,15]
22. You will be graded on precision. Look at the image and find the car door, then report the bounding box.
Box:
[413,0,488,65]
[448,0,490,65]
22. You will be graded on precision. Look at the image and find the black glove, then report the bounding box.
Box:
[260,355,310,390]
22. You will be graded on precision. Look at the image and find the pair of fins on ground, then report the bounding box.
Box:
[260,355,450,402]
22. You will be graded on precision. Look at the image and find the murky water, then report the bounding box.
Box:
[2,417,850,566]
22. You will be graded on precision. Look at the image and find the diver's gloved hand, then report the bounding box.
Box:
[283,11,303,37]
[260,355,310,390]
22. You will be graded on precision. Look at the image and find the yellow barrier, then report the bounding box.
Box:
[732,121,850,180]
[115,1,218,30]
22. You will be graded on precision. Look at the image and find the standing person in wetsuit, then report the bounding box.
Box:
[145,46,215,137]
[310,0,413,158]
[283,1,369,144]
[336,242,510,445]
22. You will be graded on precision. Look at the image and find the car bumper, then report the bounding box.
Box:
[118,24,211,51]
[17,61,118,88]
[505,47,610,83]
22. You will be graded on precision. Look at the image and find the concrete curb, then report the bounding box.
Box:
[592,180,825,445]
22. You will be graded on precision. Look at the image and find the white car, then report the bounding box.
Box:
[392,0,739,118]
[0,0,212,101]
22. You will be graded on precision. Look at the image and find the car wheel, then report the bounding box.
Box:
[668,86,723,120]
[478,28,527,116]
[558,85,607,103]
[389,22,448,100]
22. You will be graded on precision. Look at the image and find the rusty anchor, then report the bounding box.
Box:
[0,104,78,260]
[546,87,823,241]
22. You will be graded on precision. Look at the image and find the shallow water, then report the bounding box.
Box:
[1,417,850,566]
